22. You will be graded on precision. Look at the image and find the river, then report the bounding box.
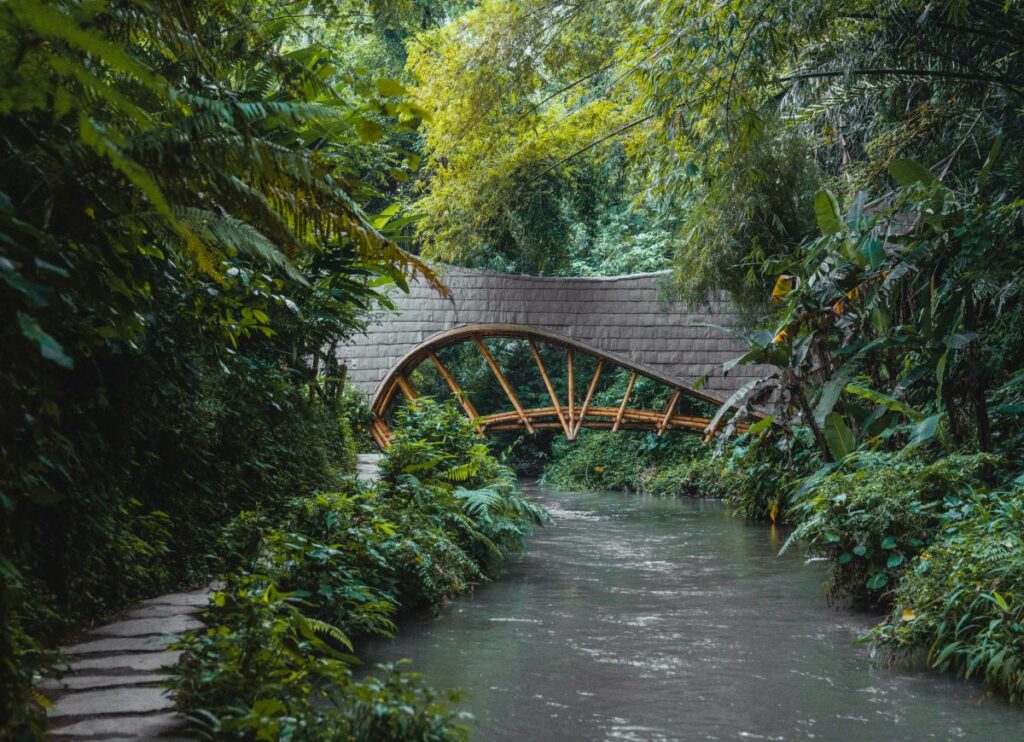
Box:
[362,482,1024,740]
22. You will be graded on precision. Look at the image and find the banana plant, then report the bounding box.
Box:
[707,147,1017,464]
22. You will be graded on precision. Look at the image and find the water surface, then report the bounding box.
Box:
[362,483,1024,740]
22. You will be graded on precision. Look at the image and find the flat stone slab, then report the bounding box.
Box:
[91,615,202,638]
[70,650,183,673]
[49,686,175,718]
[125,603,201,619]
[39,673,168,691]
[64,635,175,655]
[142,588,214,608]
[41,587,216,739]
[356,453,383,483]
[51,711,187,738]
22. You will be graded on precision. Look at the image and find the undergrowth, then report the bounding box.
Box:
[173,398,549,738]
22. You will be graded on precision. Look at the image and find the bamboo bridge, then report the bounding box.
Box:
[338,266,759,446]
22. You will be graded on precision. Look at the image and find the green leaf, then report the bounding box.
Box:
[978,135,1004,189]
[886,554,905,568]
[355,118,385,143]
[814,365,855,427]
[881,536,897,550]
[823,412,857,459]
[744,415,774,436]
[377,78,408,97]
[813,190,844,235]
[17,312,73,368]
[844,383,923,423]
[853,545,868,557]
[935,350,947,407]
[866,572,889,590]
[861,238,885,269]
[933,641,963,667]
[888,158,939,187]
[909,413,943,447]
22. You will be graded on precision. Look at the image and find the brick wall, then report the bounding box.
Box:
[339,265,761,401]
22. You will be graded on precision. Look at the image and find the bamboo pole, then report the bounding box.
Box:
[657,389,682,437]
[396,375,418,402]
[371,418,392,448]
[528,338,571,438]
[612,371,637,432]
[428,351,483,433]
[567,349,575,431]
[473,336,534,433]
[572,359,604,439]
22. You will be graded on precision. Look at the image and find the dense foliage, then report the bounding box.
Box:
[5,0,1024,728]
[782,453,998,606]
[173,398,547,738]
[872,486,1024,701]
[543,430,721,499]
[0,0,448,735]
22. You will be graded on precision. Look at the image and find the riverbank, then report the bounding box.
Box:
[168,399,549,738]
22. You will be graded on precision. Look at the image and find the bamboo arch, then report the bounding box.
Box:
[368,324,741,448]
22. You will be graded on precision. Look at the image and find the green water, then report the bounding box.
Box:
[362,483,1024,740]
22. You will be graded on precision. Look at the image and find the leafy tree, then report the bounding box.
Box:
[0,0,440,732]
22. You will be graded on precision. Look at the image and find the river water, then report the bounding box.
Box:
[362,483,1024,740]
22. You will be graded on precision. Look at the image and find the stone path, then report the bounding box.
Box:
[42,586,213,739]
[356,452,383,483]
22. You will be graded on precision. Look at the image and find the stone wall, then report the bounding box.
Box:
[339,265,759,401]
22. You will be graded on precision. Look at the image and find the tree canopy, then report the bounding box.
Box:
[404,0,1024,290]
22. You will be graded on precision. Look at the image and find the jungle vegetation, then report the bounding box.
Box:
[0,0,511,737]
[2,0,1024,736]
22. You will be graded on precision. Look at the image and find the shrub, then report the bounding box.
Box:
[174,577,468,741]
[783,453,997,608]
[174,398,547,736]
[871,487,1024,700]
[542,429,721,497]
[715,441,780,521]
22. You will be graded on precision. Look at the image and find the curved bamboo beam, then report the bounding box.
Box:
[367,323,755,448]
[657,389,682,437]
[572,359,604,439]
[613,371,637,432]
[428,351,482,434]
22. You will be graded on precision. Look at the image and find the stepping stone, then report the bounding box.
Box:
[50,711,187,738]
[142,588,214,608]
[125,603,201,619]
[48,686,175,718]
[63,635,175,655]
[70,650,183,673]
[39,673,168,691]
[91,615,202,638]
[356,453,383,482]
